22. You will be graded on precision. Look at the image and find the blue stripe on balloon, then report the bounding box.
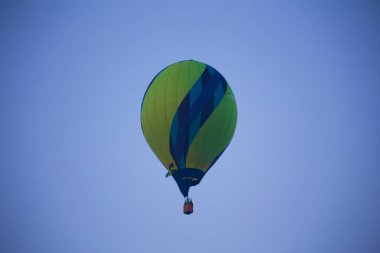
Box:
[207,65,214,76]
[189,112,201,144]
[214,83,224,108]
[170,115,179,147]
[179,153,185,169]
[189,78,202,106]
[169,65,227,169]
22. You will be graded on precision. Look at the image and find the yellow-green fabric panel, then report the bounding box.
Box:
[141,61,206,171]
[186,85,237,172]
[141,68,169,168]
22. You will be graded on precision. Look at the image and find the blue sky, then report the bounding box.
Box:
[1,1,380,253]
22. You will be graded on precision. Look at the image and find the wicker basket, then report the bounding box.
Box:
[183,202,193,215]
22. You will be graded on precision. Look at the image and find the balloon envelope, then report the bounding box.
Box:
[141,60,237,197]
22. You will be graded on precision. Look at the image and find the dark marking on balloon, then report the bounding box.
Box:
[169,65,227,170]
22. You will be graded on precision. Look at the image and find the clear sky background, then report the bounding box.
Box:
[1,1,380,253]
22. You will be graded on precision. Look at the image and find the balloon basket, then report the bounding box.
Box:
[183,202,193,215]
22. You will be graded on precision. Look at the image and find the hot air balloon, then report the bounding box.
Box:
[140,60,237,215]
